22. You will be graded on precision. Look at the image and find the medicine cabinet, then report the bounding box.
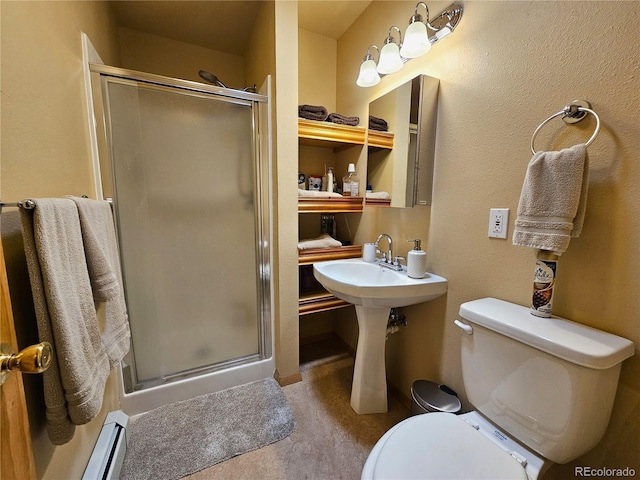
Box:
[367,74,439,207]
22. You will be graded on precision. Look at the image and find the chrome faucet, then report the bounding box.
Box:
[375,234,405,270]
[375,234,393,264]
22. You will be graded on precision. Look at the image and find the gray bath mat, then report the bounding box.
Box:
[120,378,296,479]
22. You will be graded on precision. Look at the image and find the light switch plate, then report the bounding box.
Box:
[488,208,509,239]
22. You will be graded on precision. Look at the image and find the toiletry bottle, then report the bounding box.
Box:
[327,167,334,193]
[531,249,558,317]
[342,163,359,197]
[406,239,427,278]
[321,165,328,192]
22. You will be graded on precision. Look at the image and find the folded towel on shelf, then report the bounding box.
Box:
[20,199,110,444]
[298,189,343,198]
[68,196,130,369]
[298,233,342,250]
[365,191,391,199]
[298,104,329,121]
[512,143,589,254]
[326,113,360,126]
[369,115,388,132]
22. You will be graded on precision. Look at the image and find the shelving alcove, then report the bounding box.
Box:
[297,119,368,315]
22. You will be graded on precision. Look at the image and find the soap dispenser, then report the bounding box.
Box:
[406,239,427,279]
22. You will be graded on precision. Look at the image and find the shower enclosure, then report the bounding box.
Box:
[90,65,273,414]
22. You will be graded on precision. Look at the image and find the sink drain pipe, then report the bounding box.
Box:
[386,308,407,337]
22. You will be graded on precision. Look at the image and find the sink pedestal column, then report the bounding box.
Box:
[351,305,391,414]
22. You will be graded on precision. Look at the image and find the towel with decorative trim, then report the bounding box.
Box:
[512,144,589,254]
[298,104,328,121]
[298,233,342,250]
[20,198,110,444]
[68,196,130,369]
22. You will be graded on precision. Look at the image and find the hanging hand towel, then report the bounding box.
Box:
[512,143,589,254]
[68,196,130,369]
[20,198,110,445]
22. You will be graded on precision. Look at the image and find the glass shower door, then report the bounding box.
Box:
[102,78,264,390]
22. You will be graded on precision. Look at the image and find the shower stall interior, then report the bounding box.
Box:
[90,65,273,414]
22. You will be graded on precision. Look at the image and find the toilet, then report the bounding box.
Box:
[362,298,635,480]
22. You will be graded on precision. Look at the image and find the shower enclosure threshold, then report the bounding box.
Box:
[119,356,275,416]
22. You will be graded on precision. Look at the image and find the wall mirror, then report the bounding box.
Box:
[367,75,439,208]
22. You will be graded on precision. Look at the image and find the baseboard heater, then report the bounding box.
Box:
[82,410,129,480]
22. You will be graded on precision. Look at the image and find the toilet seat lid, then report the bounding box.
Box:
[371,413,528,480]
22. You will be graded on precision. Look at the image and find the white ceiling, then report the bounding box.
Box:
[110,1,372,56]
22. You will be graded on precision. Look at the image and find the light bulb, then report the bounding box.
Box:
[356,59,380,87]
[434,25,453,41]
[377,42,403,74]
[400,21,431,58]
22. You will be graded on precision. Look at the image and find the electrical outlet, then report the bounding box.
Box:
[488,208,509,239]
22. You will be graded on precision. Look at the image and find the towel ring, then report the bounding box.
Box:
[530,100,601,154]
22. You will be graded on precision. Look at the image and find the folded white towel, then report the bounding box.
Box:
[20,199,110,444]
[298,233,342,250]
[298,189,343,198]
[512,144,589,254]
[365,191,391,199]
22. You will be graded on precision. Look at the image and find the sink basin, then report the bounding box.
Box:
[313,258,448,414]
[313,258,447,308]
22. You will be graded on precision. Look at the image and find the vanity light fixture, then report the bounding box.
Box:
[377,26,404,74]
[400,2,432,59]
[356,2,463,87]
[356,45,381,87]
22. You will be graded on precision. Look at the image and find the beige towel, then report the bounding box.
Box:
[68,196,130,369]
[20,198,110,445]
[298,233,342,250]
[512,144,589,254]
[298,189,343,198]
[365,191,391,199]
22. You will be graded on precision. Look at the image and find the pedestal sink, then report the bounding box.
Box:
[313,258,447,414]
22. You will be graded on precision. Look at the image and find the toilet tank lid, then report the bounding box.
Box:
[459,298,635,369]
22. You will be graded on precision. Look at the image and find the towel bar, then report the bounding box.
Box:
[0,199,36,214]
[530,100,600,154]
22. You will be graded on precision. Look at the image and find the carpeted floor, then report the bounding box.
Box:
[187,338,410,479]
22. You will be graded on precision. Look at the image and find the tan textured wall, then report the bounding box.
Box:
[0,1,122,478]
[337,1,640,475]
[298,29,337,112]
[245,1,275,93]
[118,27,245,87]
[273,0,300,382]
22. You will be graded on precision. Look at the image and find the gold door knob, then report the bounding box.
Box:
[0,342,52,385]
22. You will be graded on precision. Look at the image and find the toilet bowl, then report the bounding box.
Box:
[362,411,547,480]
[362,298,634,480]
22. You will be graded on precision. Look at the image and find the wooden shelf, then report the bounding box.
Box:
[365,197,391,207]
[297,119,371,317]
[298,196,363,213]
[298,119,366,148]
[368,130,394,149]
[299,292,352,315]
[298,245,362,265]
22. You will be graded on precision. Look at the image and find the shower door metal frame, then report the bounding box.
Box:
[90,64,272,392]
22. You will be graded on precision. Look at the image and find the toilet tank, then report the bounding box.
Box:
[458,298,634,464]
